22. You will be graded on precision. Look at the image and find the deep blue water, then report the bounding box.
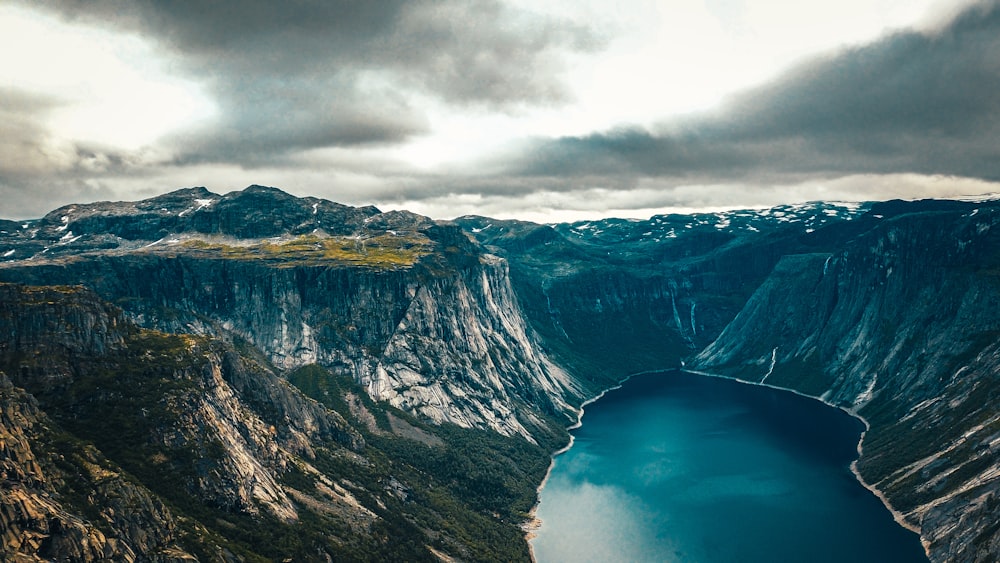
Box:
[531,371,927,563]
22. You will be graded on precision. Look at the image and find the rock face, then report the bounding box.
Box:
[0,187,581,561]
[0,287,195,561]
[368,254,581,439]
[464,198,1000,563]
[0,285,369,552]
[0,187,583,441]
[693,200,1000,562]
[3,187,1000,561]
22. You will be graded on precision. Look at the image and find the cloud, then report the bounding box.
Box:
[500,0,1000,190]
[6,1,999,222]
[0,88,65,177]
[0,86,167,217]
[23,0,599,166]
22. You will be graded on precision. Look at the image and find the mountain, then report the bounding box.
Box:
[459,198,1000,563]
[0,186,577,561]
[0,185,582,440]
[1,186,999,561]
[693,200,1000,560]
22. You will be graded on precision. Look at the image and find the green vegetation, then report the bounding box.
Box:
[1,311,562,562]
[859,370,1000,512]
[288,363,565,562]
[287,363,390,430]
[177,233,432,268]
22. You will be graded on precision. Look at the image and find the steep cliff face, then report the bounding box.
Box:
[5,187,1000,561]
[0,282,557,561]
[369,254,582,439]
[695,201,1000,562]
[0,187,583,441]
[456,202,867,387]
[0,283,366,524]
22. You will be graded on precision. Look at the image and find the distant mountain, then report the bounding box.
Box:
[459,197,1000,563]
[1,186,999,561]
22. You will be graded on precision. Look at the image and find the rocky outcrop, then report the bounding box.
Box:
[695,201,1000,562]
[0,282,385,556]
[0,282,366,520]
[0,370,195,562]
[368,255,583,440]
[0,280,555,561]
[0,188,585,441]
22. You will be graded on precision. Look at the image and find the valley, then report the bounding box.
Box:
[1,186,998,561]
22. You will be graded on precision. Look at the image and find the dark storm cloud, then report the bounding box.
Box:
[24,0,598,166]
[507,0,1000,189]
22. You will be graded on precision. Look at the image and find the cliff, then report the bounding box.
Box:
[0,187,583,441]
[0,187,580,561]
[3,187,1000,561]
[0,281,560,561]
[694,201,1000,562]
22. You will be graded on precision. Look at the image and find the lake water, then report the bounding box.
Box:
[530,371,927,563]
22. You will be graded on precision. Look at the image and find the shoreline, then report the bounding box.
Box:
[524,367,929,562]
[523,369,666,562]
[683,370,924,538]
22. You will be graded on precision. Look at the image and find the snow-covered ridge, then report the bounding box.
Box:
[557,201,871,245]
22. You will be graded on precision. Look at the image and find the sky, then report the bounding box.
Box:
[2,0,1000,222]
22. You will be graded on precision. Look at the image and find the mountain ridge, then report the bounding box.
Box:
[2,185,999,561]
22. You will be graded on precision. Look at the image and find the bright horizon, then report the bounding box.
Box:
[2,0,999,222]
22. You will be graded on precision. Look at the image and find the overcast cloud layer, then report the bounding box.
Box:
[2,0,1000,221]
[509,0,1000,190]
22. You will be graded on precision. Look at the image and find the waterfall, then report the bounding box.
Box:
[689,302,697,336]
[761,347,778,384]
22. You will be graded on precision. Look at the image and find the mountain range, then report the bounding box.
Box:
[1,185,998,562]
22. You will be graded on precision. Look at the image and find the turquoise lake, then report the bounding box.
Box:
[530,371,928,563]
